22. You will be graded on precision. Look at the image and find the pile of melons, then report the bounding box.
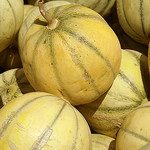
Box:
[0,0,150,149]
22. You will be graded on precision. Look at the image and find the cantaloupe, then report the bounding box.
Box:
[18,1,121,105]
[0,92,92,149]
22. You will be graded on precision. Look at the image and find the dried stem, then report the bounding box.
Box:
[38,0,53,25]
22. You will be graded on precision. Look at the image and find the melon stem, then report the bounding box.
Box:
[38,0,59,30]
[1,90,8,105]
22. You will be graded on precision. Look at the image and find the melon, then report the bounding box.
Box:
[0,68,34,105]
[116,101,150,150]
[0,92,92,149]
[18,1,121,105]
[92,134,116,150]
[116,0,150,45]
[77,49,150,137]
[0,0,24,52]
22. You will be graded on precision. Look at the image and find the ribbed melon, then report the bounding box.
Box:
[0,68,34,105]
[92,134,116,150]
[116,101,150,150]
[18,1,121,105]
[0,0,24,52]
[0,92,92,149]
[116,0,150,45]
[77,49,150,137]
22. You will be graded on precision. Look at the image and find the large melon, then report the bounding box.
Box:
[18,1,121,106]
[116,101,150,150]
[77,49,150,137]
[0,92,92,149]
[116,0,150,45]
[0,0,24,52]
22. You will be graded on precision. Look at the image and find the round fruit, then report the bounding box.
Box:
[77,49,150,137]
[0,92,92,149]
[116,101,150,150]
[18,1,121,105]
[0,0,24,52]
[116,0,150,45]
